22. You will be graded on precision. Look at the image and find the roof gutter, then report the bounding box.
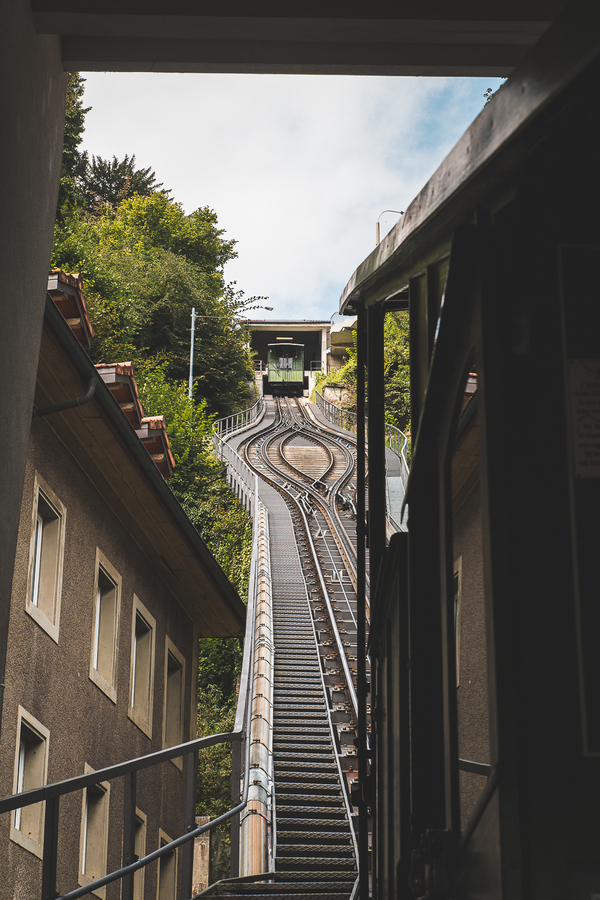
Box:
[41,293,246,630]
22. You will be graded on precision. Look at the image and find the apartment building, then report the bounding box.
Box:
[0,272,246,899]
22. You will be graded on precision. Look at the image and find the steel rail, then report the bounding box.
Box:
[245,405,359,723]
[305,585,360,868]
[292,401,365,581]
[265,404,359,589]
[262,426,358,590]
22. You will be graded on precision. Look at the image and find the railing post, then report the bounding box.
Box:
[122,770,137,900]
[181,749,198,900]
[41,794,59,900]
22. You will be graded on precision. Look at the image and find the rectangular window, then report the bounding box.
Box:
[163,637,186,769]
[133,809,147,900]
[128,596,156,737]
[11,707,50,858]
[89,550,121,703]
[26,473,66,642]
[79,765,110,899]
[157,830,178,900]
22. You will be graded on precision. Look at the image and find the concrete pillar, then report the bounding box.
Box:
[0,0,66,735]
[192,816,211,894]
[321,325,329,372]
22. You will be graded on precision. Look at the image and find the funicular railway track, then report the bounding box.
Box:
[217,397,368,900]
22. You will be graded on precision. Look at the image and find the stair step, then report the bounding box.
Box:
[276,858,357,870]
[276,794,346,806]
[274,755,336,766]
[277,832,354,844]
[275,768,340,780]
[277,817,350,829]
[219,889,354,895]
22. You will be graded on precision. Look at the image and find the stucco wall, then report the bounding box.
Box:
[0,418,198,899]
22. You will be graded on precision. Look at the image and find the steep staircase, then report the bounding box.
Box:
[208,599,357,900]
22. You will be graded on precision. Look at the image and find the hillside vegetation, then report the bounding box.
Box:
[315,311,411,436]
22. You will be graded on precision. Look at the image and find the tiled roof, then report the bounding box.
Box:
[136,415,176,480]
[95,362,145,430]
[95,363,174,480]
[48,269,95,351]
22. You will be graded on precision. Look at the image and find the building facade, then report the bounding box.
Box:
[0,276,245,899]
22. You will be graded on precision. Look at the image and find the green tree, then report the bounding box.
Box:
[52,197,254,415]
[84,154,166,212]
[313,311,410,434]
[96,192,237,275]
[57,73,90,218]
[135,361,252,598]
[383,312,411,433]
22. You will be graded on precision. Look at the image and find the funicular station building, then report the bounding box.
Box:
[244,318,357,395]
[245,320,330,375]
[2,1,600,899]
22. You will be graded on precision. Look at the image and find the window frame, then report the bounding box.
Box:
[162,636,186,770]
[157,828,178,900]
[88,549,121,703]
[133,808,147,900]
[128,595,156,738]
[78,764,111,899]
[10,706,50,858]
[25,472,66,643]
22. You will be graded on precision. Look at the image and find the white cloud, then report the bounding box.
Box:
[80,72,502,319]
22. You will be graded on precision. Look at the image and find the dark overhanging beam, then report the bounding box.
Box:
[58,38,527,75]
[31,4,561,74]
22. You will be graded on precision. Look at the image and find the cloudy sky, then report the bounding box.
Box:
[80,73,503,320]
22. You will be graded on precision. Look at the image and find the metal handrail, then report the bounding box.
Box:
[213,396,265,440]
[0,732,239,818]
[315,389,359,436]
[0,702,255,900]
[314,388,410,507]
[215,430,276,877]
[0,465,265,900]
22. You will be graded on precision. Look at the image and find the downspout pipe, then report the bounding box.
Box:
[33,374,96,418]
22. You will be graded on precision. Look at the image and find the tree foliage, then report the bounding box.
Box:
[383,312,410,433]
[85,153,166,212]
[314,312,410,435]
[52,187,253,416]
[57,73,90,217]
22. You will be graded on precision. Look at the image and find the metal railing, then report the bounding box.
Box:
[0,467,266,900]
[213,396,265,440]
[315,389,359,435]
[315,390,410,490]
[214,432,276,877]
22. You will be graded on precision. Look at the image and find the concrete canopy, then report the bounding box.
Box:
[32,0,567,75]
